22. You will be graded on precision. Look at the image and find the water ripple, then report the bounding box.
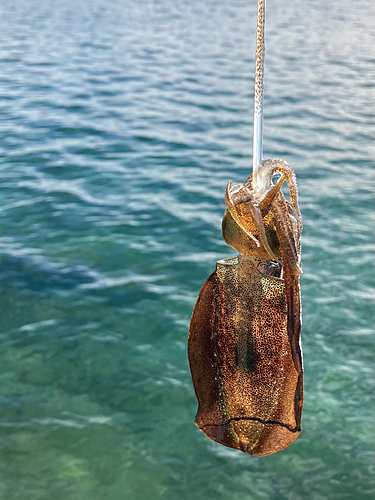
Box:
[0,0,374,499]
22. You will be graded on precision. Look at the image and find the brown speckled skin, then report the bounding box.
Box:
[188,159,303,456]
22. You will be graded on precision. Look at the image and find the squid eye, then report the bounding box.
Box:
[266,229,281,256]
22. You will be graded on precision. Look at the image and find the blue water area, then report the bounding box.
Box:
[0,0,374,498]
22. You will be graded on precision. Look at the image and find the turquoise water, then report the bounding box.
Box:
[0,0,374,498]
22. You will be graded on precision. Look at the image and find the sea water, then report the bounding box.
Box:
[0,0,374,498]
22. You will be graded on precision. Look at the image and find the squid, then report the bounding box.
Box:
[188,159,303,456]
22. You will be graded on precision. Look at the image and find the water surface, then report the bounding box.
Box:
[0,0,374,499]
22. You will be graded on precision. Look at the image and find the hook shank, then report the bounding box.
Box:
[253,0,266,192]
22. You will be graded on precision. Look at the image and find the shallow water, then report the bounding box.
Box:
[0,0,374,498]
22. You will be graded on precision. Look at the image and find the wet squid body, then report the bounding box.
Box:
[188,159,303,456]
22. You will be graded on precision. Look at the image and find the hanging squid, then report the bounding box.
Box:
[188,159,303,456]
[188,0,303,456]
